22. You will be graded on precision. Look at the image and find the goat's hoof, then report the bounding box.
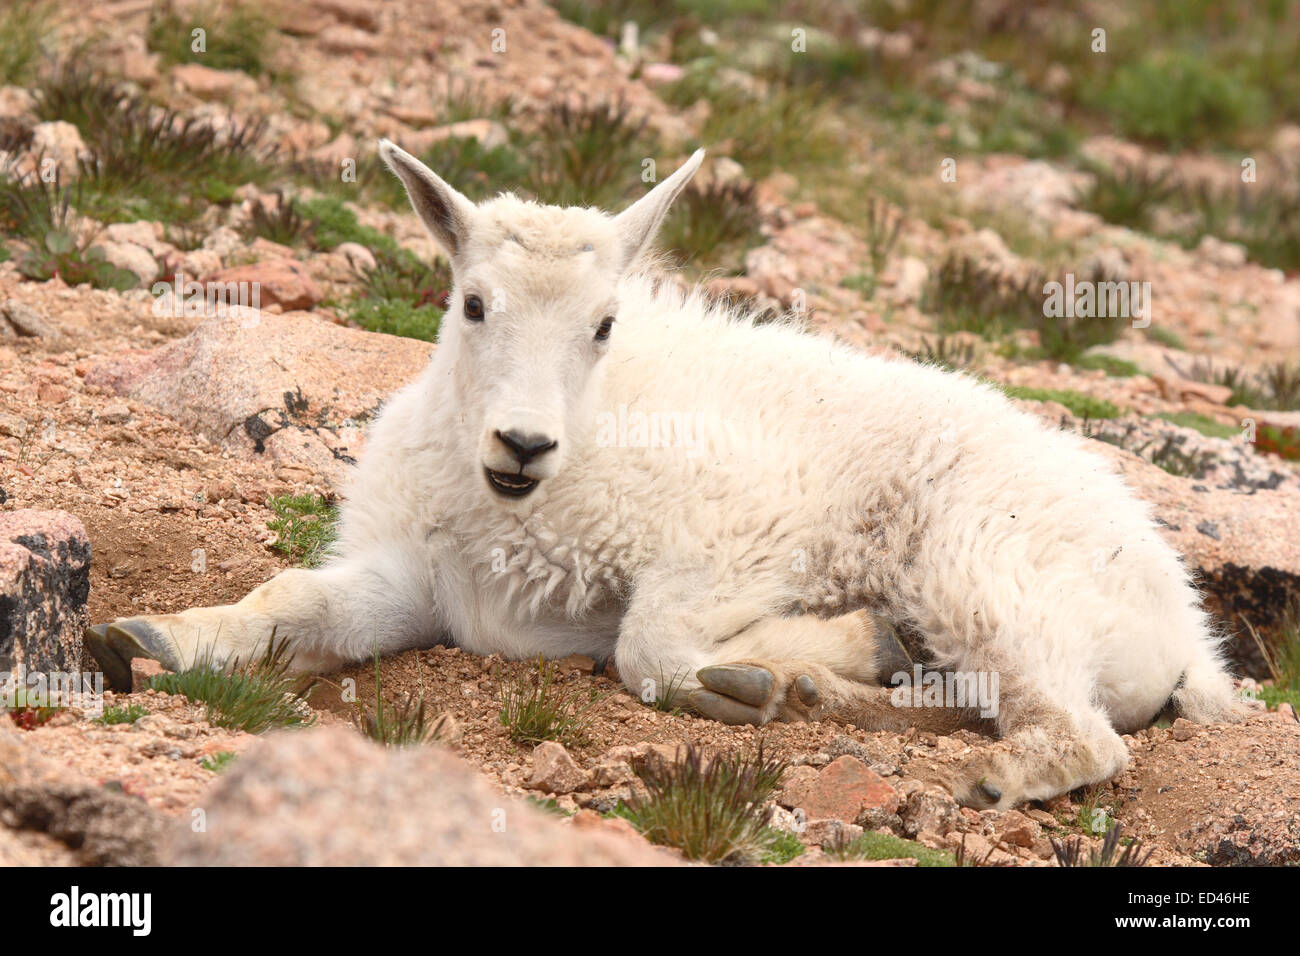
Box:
[696,664,773,707]
[795,674,819,705]
[84,618,181,691]
[688,689,767,726]
[692,661,823,725]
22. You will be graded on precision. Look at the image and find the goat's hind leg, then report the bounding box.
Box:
[85,552,432,689]
[920,688,1130,810]
[683,610,924,725]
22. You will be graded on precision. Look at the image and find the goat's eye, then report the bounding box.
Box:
[464,295,485,321]
[595,316,615,341]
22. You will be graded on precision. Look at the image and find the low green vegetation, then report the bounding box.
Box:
[266,494,337,568]
[346,246,449,342]
[1076,354,1141,378]
[0,175,141,290]
[149,639,316,734]
[1157,411,1239,441]
[0,0,51,85]
[200,751,237,772]
[352,656,451,747]
[20,61,279,229]
[96,703,149,725]
[614,741,787,865]
[146,0,278,77]
[1001,386,1123,420]
[499,657,604,747]
[824,829,956,867]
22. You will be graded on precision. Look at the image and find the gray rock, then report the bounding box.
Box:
[0,510,90,674]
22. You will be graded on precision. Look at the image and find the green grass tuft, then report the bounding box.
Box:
[352,655,451,747]
[499,657,604,747]
[200,751,237,772]
[149,638,316,734]
[617,741,786,865]
[266,494,337,568]
[1076,354,1141,378]
[146,0,277,77]
[96,704,149,725]
[0,0,51,85]
[824,830,956,866]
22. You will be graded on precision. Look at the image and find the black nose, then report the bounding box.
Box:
[495,430,557,466]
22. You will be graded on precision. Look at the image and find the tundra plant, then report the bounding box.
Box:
[89,140,1239,809]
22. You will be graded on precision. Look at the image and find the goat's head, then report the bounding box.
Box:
[378,139,703,502]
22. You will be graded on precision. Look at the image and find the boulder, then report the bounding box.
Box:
[84,311,433,486]
[0,510,90,674]
[163,727,672,865]
[203,258,324,312]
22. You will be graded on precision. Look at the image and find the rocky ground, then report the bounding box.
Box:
[2,0,1299,866]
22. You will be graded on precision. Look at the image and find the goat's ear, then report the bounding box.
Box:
[612,149,704,269]
[378,139,476,258]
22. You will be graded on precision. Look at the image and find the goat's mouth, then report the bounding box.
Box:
[484,467,539,498]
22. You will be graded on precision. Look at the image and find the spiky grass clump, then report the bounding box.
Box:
[1184,358,1300,412]
[824,830,957,867]
[1077,161,1179,232]
[0,0,51,86]
[904,334,979,374]
[30,62,277,224]
[240,191,316,246]
[352,656,452,747]
[526,93,653,209]
[146,0,277,77]
[1052,824,1153,867]
[266,494,337,568]
[367,136,530,208]
[669,79,839,181]
[498,656,604,747]
[618,741,786,865]
[149,638,316,734]
[660,177,761,272]
[1243,602,1300,712]
[96,704,149,725]
[927,254,1125,362]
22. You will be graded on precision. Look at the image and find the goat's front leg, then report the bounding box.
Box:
[85,551,436,689]
[613,570,910,723]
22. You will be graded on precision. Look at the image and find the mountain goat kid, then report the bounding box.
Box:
[87,144,1241,808]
